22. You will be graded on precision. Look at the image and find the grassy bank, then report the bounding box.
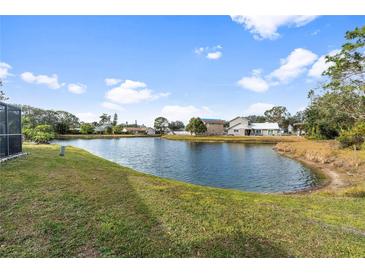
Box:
[275,140,365,197]
[162,135,303,143]
[1,144,365,257]
[57,134,160,140]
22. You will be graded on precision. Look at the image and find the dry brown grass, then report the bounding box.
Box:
[275,140,365,196]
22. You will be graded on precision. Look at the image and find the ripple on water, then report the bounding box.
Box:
[53,138,320,193]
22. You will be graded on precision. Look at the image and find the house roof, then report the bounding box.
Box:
[201,118,225,125]
[94,124,112,131]
[228,116,248,123]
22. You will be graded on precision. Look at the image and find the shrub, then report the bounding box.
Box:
[112,125,123,134]
[32,125,55,144]
[105,126,113,134]
[22,128,35,141]
[338,122,365,149]
[80,123,95,134]
[361,142,365,151]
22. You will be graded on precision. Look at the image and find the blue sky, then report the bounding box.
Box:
[0,16,364,126]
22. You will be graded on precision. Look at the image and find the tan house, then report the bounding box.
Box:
[201,119,225,135]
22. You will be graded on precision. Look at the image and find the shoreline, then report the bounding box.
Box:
[162,134,304,144]
[57,134,161,139]
[52,139,326,195]
[275,150,337,194]
[53,135,360,195]
[274,141,364,195]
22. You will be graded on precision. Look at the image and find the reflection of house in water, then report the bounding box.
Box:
[227,117,280,136]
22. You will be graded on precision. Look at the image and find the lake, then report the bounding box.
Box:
[53,137,320,193]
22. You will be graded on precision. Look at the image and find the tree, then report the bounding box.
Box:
[264,106,290,130]
[0,80,9,101]
[112,125,124,134]
[154,117,169,133]
[304,25,365,138]
[20,105,80,134]
[80,123,95,134]
[288,111,306,135]
[324,26,365,97]
[99,113,111,125]
[112,113,118,126]
[31,125,55,144]
[338,122,365,149]
[186,117,207,135]
[168,120,185,131]
[246,115,266,123]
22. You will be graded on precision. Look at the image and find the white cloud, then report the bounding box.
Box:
[161,105,212,123]
[76,112,99,123]
[101,101,125,111]
[237,69,269,93]
[194,47,205,55]
[20,72,64,89]
[206,51,222,60]
[237,48,318,92]
[244,102,275,115]
[231,15,318,40]
[0,62,12,79]
[308,49,340,78]
[195,45,223,60]
[269,48,318,83]
[105,78,122,86]
[68,83,87,94]
[105,79,169,105]
[120,79,147,89]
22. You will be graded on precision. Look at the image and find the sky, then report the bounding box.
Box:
[0,15,364,126]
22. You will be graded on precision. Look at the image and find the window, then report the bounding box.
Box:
[234,129,239,133]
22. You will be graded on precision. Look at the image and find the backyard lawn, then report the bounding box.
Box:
[1,143,365,257]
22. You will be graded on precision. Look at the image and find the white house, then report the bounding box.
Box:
[227,117,280,136]
[146,127,156,135]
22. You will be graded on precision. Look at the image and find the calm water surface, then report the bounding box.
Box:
[54,138,320,193]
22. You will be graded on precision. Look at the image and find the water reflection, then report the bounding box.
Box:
[54,138,319,193]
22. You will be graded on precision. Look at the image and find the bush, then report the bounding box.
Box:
[80,123,95,134]
[22,128,35,141]
[112,125,123,134]
[32,125,55,144]
[338,122,365,149]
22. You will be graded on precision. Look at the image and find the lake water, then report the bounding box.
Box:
[53,138,320,193]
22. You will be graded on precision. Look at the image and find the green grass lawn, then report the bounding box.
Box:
[1,144,365,257]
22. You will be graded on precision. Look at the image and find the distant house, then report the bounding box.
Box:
[146,127,156,135]
[201,118,225,135]
[228,117,280,136]
[122,127,152,135]
[168,130,190,136]
[94,124,112,134]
